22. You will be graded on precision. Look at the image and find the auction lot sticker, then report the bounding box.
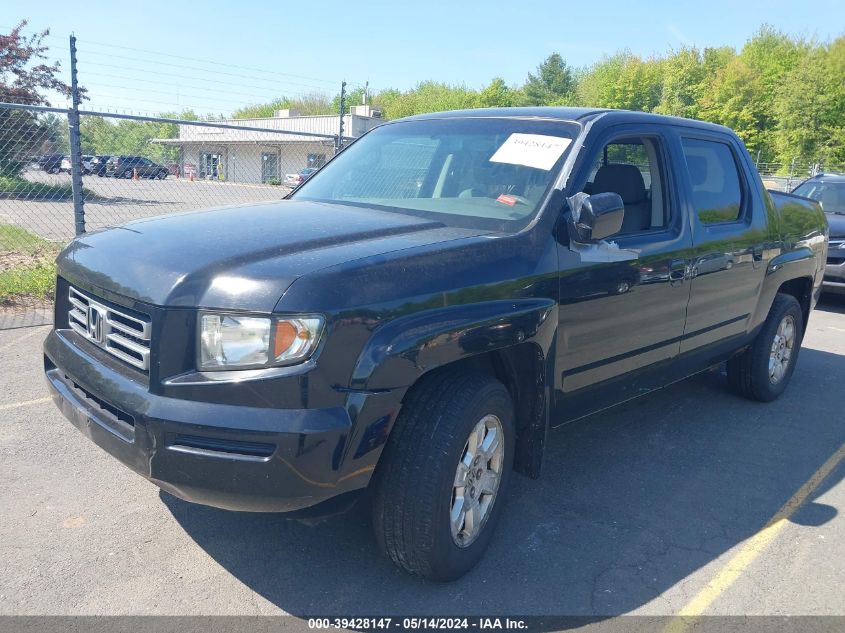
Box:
[489,133,572,170]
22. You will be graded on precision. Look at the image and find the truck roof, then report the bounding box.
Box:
[401,106,734,135]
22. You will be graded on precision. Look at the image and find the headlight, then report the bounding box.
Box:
[199,313,324,370]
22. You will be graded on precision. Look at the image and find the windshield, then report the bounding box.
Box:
[292,117,580,231]
[792,181,845,214]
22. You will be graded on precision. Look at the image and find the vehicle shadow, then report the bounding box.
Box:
[84,195,179,207]
[817,294,845,315]
[161,347,845,618]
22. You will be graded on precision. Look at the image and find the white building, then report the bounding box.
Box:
[154,106,383,184]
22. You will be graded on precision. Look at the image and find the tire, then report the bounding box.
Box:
[372,369,515,581]
[727,293,803,402]
[123,169,133,179]
[48,166,59,174]
[157,170,167,180]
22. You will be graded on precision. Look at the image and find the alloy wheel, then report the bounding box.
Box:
[769,314,796,384]
[450,414,504,548]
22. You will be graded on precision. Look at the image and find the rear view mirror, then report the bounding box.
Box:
[567,192,625,242]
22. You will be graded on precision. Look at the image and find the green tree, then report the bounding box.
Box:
[655,47,706,118]
[698,57,764,153]
[700,25,806,160]
[79,109,197,163]
[376,82,479,119]
[0,20,78,176]
[575,52,662,112]
[232,93,333,118]
[523,53,575,105]
[772,36,845,165]
[478,78,519,108]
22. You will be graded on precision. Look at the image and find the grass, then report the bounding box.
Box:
[0,174,74,200]
[0,224,63,306]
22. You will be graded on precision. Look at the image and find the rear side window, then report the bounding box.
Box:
[681,138,744,224]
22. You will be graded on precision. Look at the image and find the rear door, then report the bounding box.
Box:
[676,132,771,353]
[555,124,693,414]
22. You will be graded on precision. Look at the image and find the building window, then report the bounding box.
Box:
[200,152,223,179]
[308,153,327,168]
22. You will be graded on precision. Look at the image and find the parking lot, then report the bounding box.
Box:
[1,170,292,241]
[1,297,844,620]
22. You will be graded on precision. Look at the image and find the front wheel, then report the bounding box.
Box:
[123,169,133,179]
[372,370,514,581]
[727,293,804,402]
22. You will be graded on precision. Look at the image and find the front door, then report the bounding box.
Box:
[262,152,279,183]
[554,127,693,421]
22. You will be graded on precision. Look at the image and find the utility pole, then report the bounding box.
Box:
[68,34,85,235]
[336,80,346,154]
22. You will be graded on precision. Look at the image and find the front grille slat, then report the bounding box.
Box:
[68,286,151,371]
[106,315,149,339]
[69,295,88,311]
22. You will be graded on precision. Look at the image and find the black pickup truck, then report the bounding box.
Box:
[44,107,828,580]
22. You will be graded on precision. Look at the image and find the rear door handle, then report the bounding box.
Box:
[669,259,688,285]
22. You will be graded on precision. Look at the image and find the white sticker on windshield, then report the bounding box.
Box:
[489,133,572,171]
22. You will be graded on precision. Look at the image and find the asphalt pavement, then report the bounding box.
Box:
[1,170,292,241]
[1,297,844,619]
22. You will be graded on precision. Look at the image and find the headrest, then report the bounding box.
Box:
[593,164,646,204]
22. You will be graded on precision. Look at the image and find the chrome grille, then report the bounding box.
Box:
[68,286,151,371]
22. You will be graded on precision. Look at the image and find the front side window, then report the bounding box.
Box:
[293,118,579,232]
[681,138,744,224]
[792,181,845,215]
[581,137,669,235]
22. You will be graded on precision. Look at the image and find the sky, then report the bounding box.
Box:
[5,0,845,116]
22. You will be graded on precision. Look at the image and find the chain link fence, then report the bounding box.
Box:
[3,100,844,329]
[757,160,845,192]
[1,102,356,328]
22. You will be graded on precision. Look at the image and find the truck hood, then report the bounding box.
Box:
[826,212,845,238]
[57,200,484,311]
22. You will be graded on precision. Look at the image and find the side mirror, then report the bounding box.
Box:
[567,192,625,242]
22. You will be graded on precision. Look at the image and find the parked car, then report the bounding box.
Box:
[60,155,95,175]
[283,167,318,187]
[38,154,65,174]
[44,108,828,581]
[792,173,845,294]
[90,155,111,177]
[105,156,168,179]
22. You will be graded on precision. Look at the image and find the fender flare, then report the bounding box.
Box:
[751,247,818,329]
[350,298,558,392]
[349,298,558,478]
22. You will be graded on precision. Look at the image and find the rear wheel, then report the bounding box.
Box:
[123,168,133,179]
[727,293,803,402]
[157,170,167,180]
[372,370,514,581]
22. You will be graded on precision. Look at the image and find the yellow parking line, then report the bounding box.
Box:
[0,326,49,353]
[0,397,52,412]
[665,442,845,632]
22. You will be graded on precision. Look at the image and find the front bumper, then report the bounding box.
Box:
[44,329,380,513]
[823,252,845,294]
